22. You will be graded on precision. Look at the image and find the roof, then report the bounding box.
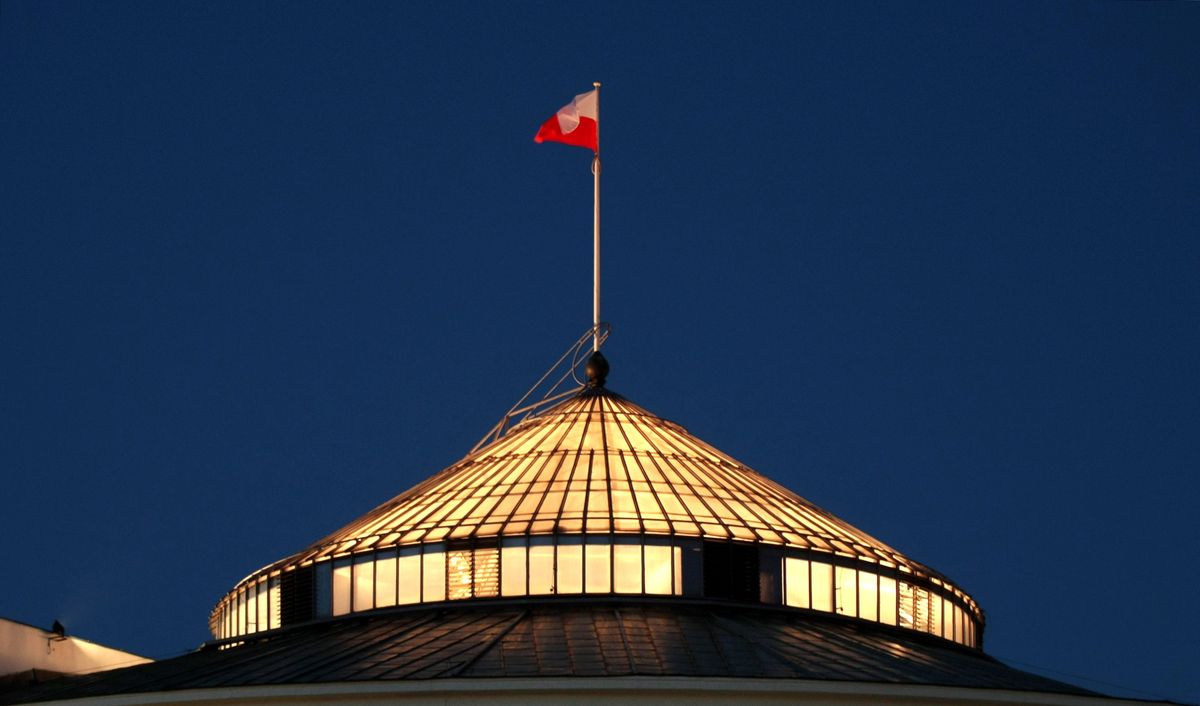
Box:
[252,386,947,580]
[0,599,1093,704]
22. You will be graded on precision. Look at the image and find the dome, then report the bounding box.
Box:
[210,379,984,649]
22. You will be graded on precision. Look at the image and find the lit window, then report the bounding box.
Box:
[256,581,268,632]
[501,540,527,596]
[422,548,446,602]
[447,550,473,600]
[879,576,896,625]
[858,571,877,622]
[784,557,809,609]
[247,585,257,632]
[585,541,611,593]
[376,555,397,607]
[835,566,857,617]
[644,544,673,594]
[557,538,584,594]
[613,543,642,593]
[474,547,500,597]
[673,545,683,595]
[332,559,352,616]
[529,538,555,594]
[811,561,833,612]
[398,548,421,604]
[942,599,952,640]
[898,581,915,628]
[353,555,374,611]
[930,592,942,637]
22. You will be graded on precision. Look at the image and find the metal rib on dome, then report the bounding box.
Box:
[268,386,932,575]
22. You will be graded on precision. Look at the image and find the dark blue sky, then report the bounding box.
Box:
[2,1,1197,702]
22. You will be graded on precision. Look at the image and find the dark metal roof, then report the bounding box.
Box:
[1,599,1093,704]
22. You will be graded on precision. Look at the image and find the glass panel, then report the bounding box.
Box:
[811,561,833,612]
[447,549,474,600]
[585,542,611,593]
[940,601,949,641]
[398,549,421,605]
[256,582,268,632]
[930,593,942,637]
[333,559,352,616]
[955,604,964,643]
[236,590,245,636]
[422,549,446,602]
[353,555,374,612]
[315,562,332,617]
[644,544,673,594]
[835,566,857,617]
[529,538,555,595]
[376,555,397,607]
[247,584,257,633]
[858,571,878,622]
[501,542,527,597]
[474,547,500,597]
[613,544,642,593]
[784,557,809,609]
[879,576,896,626]
[898,581,915,628]
[557,540,584,594]
[673,546,682,595]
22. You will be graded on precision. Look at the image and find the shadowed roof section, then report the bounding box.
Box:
[255,386,945,579]
[0,601,1093,704]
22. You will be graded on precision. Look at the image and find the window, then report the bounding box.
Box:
[613,542,642,593]
[644,544,674,595]
[835,566,857,617]
[398,548,421,604]
[501,539,527,596]
[280,565,315,627]
[353,554,374,611]
[447,549,474,600]
[858,571,878,621]
[702,541,759,602]
[585,540,611,593]
[879,575,896,625]
[256,581,269,631]
[529,537,555,594]
[474,546,500,597]
[811,561,833,612]
[422,548,445,602]
[376,554,397,607]
[557,538,584,594]
[784,557,810,609]
[332,558,352,616]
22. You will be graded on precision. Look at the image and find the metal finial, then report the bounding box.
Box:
[585,351,609,387]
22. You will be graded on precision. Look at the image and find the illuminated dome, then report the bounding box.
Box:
[9,353,1139,706]
[210,360,984,650]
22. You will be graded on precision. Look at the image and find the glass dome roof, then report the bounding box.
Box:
[213,378,983,648]
[276,386,932,570]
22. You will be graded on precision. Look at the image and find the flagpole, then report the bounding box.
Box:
[592,81,601,352]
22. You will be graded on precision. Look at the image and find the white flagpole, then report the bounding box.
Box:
[592,81,601,352]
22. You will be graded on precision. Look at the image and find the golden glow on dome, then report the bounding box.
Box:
[278,388,923,569]
[211,385,984,650]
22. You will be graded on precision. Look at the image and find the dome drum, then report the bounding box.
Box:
[211,533,982,648]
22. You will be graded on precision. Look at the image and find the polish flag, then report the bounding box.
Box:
[534,89,598,152]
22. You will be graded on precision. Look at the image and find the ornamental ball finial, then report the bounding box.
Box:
[585,351,609,387]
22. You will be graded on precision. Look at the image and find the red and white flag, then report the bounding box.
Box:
[534,89,598,152]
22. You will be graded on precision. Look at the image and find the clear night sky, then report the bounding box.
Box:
[2,2,1197,702]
